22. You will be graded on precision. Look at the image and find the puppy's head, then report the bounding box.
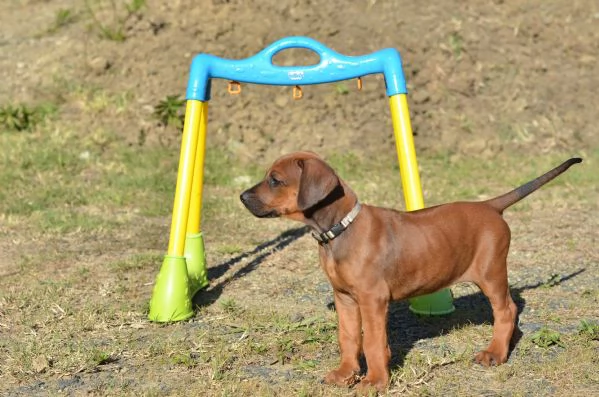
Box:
[240,151,340,221]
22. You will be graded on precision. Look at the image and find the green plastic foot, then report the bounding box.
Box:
[184,232,209,296]
[409,288,455,316]
[148,255,194,322]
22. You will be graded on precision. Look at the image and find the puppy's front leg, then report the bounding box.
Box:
[325,291,362,386]
[356,296,391,393]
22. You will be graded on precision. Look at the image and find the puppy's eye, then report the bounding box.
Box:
[268,175,282,188]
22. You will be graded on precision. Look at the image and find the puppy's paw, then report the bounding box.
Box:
[324,367,360,387]
[355,376,387,395]
[474,350,507,366]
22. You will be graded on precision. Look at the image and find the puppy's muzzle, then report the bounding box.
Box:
[240,190,279,218]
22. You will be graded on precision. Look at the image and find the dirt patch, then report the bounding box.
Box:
[2,0,598,162]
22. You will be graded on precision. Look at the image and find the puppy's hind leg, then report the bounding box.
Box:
[474,258,518,366]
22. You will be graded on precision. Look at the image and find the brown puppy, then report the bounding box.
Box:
[240,151,581,392]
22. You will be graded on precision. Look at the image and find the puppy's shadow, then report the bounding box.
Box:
[192,226,310,307]
[385,269,586,370]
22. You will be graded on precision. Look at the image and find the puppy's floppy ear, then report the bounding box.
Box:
[297,158,340,211]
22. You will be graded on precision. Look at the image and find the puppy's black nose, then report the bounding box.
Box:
[240,191,249,204]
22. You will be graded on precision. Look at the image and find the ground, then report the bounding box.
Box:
[0,0,598,396]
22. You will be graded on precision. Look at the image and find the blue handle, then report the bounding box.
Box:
[186,36,407,101]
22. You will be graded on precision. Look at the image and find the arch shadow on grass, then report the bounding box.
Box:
[192,226,310,308]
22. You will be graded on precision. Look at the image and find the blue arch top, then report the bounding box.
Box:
[186,36,408,101]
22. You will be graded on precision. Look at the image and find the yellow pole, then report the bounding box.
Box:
[389,94,424,211]
[184,101,209,294]
[389,94,455,315]
[167,100,205,256]
[187,102,208,233]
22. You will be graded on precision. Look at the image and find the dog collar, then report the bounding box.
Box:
[312,202,362,244]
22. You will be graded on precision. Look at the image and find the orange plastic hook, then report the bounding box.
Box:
[228,81,241,95]
[357,77,363,91]
[293,85,303,100]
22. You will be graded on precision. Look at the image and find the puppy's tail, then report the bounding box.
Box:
[486,157,582,213]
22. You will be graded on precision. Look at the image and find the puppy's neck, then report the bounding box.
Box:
[303,181,358,234]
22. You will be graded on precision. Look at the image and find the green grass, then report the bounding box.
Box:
[448,31,465,59]
[578,320,599,340]
[0,84,261,233]
[84,0,146,42]
[153,95,186,129]
[530,326,566,348]
[321,148,596,212]
[0,124,176,232]
[47,8,78,34]
[0,102,58,132]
